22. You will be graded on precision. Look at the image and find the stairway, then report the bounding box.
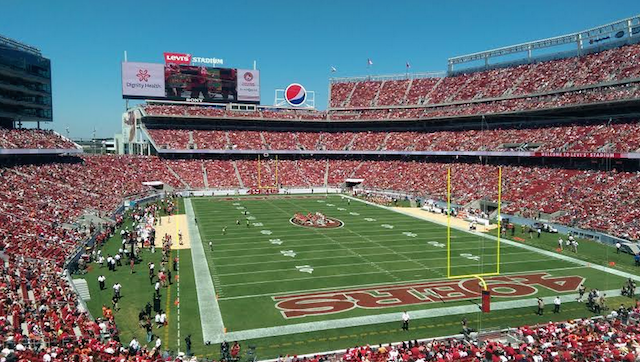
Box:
[232,161,245,188]
[73,279,91,301]
[400,78,413,105]
[345,133,359,151]
[423,77,444,104]
[166,164,190,188]
[372,81,385,106]
[260,132,269,149]
[202,162,209,188]
[504,65,536,96]
[348,161,365,178]
[379,133,392,151]
[324,160,330,187]
[224,131,232,149]
[188,131,196,149]
[343,83,358,107]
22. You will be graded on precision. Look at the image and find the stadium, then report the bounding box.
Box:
[4,8,640,362]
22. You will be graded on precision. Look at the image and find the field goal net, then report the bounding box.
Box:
[446,167,502,311]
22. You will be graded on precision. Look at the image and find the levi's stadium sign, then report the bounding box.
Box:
[164,52,223,66]
[164,52,191,65]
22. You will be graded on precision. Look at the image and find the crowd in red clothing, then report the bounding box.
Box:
[142,83,640,122]
[329,43,640,108]
[1,152,640,360]
[0,129,77,150]
[287,317,640,362]
[140,44,640,123]
[145,120,640,153]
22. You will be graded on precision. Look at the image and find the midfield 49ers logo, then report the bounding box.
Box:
[273,273,584,319]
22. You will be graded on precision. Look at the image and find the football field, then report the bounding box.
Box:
[190,194,629,341]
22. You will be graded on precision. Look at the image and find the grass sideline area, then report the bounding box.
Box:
[82,194,640,359]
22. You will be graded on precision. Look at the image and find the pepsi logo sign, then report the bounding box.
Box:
[285,83,307,106]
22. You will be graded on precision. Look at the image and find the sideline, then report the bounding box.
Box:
[185,198,226,344]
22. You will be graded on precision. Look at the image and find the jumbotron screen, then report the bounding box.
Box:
[121,62,260,103]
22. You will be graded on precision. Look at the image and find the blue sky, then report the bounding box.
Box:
[2,0,640,138]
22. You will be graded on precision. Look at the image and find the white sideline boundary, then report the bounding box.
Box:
[184,199,226,344]
[204,195,640,343]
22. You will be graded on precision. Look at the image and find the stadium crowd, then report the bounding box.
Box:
[144,120,640,153]
[329,43,640,108]
[286,315,640,362]
[141,83,640,122]
[0,129,77,149]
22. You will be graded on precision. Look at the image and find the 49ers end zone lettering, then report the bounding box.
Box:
[272,272,584,319]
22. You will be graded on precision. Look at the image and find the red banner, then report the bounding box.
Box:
[164,52,191,65]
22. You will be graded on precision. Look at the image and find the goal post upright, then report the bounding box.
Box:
[447,167,451,279]
[257,154,279,190]
[496,166,502,274]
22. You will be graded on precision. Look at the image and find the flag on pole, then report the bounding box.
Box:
[367,58,373,66]
[406,62,411,69]
[330,66,337,73]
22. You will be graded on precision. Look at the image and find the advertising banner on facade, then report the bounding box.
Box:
[237,69,260,102]
[121,62,165,98]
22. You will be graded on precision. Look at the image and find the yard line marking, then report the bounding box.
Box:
[219,258,564,288]
[217,265,588,300]
[194,228,459,240]
[215,256,552,277]
[213,246,536,266]
[206,231,468,246]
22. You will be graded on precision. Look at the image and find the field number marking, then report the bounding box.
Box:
[296,265,314,274]
[281,250,297,258]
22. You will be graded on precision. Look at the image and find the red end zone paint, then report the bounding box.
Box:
[272,272,584,319]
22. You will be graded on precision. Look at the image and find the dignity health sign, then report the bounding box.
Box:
[121,62,165,98]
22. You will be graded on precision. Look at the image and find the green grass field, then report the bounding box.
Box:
[80,194,640,359]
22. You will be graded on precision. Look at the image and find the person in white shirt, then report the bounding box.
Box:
[554,296,561,313]
[616,242,622,254]
[155,312,161,327]
[401,311,410,331]
[558,238,563,251]
[129,337,140,352]
[155,337,162,349]
[155,281,161,296]
[160,311,167,326]
[113,282,121,299]
[98,275,106,290]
